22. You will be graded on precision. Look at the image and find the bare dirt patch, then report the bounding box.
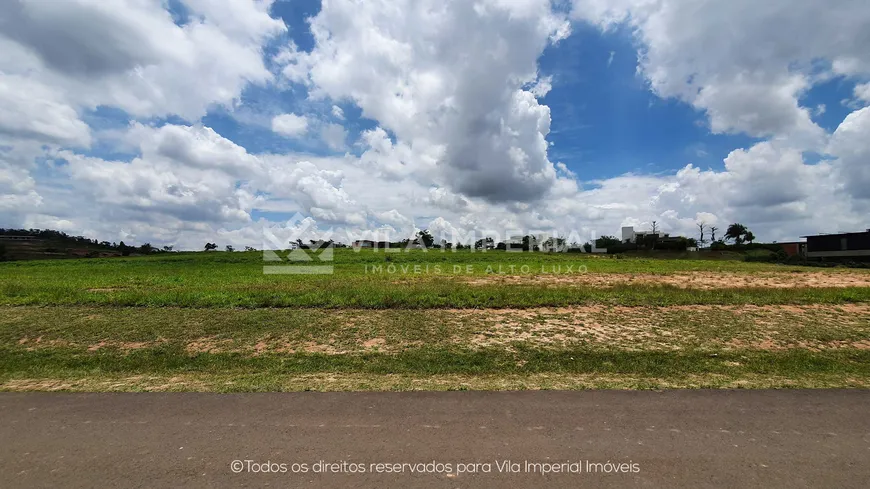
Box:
[362,338,386,349]
[0,376,208,392]
[16,337,161,351]
[87,341,154,351]
[14,304,866,356]
[185,336,349,355]
[186,336,235,354]
[17,336,71,349]
[461,306,672,350]
[452,304,870,351]
[300,341,345,354]
[461,271,870,289]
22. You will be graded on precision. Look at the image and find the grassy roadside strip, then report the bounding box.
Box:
[2,305,869,391]
[3,305,870,351]
[5,373,868,392]
[2,348,869,392]
[3,284,870,308]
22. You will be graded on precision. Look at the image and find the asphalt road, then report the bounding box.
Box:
[1,390,868,488]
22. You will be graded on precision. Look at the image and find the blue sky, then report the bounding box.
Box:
[181,0,848,181]
[133,0,759,180]
[71,0,863,182]
[539,22,759,178]
[187,3,763,180]
[1,0,869,249]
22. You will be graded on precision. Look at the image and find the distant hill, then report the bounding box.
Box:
[0,229,153,261]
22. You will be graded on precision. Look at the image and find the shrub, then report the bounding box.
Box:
[655,237,691,251]
[595,236,622,249]
[606,242,638,254]
[743,249,776,262]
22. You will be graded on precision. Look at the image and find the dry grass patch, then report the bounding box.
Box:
[1,376,209,392]
[4,372,870,392]
[87,341,155,351]
[17,337,162,351]
[185,336,236,354]
[461,271,870,289]
[185,336,350,355]
[450,304,870,352]
[6,304,868,355]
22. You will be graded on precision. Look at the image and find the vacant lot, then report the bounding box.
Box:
[1,250,869,391]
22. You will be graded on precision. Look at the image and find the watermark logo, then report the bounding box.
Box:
[262,213,334,275]
[260,213,617,275]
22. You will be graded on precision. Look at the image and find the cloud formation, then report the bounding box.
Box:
[272,113,309,137]
[0,0,868,250]
[0,0,285,129]
[278,0,570,203]
[573,0,870,146]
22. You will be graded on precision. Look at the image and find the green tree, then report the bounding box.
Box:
[520,235,540,251]
[641,233,658,249]
[725,223,750,244]
[204,242,218,251]
[744,231,755,244]
[474,237,495,250]
[225,245,235,252]
[595,235,621,249]
[415,229,435,248]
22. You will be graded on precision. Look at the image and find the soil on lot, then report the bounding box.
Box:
[21,304,856,355]
[461,271,870,289]
[9,303,870,357]
[452,304,870,351]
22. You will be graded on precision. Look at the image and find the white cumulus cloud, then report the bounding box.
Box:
[572,0,870,147]
[271,113,309,137]
[278,0,570,203]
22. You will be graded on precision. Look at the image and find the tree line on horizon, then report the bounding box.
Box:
[1,222,761,260]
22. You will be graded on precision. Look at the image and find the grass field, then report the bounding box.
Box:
[2,249,869,391]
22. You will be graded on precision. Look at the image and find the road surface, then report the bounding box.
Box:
[1,390,868,488]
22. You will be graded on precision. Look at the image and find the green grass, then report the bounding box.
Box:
[2,305,869,391]
[2,250,869,391]
[4,282,870,308]
[3,305,869,351]
[2,249,868,308]
[4,346,868,377]
[3,347,868,392]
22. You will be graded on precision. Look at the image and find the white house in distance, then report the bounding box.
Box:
[506,233,568,252]
[621,226,669,243]
[540,236,568,252]
[621,226,697,251]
